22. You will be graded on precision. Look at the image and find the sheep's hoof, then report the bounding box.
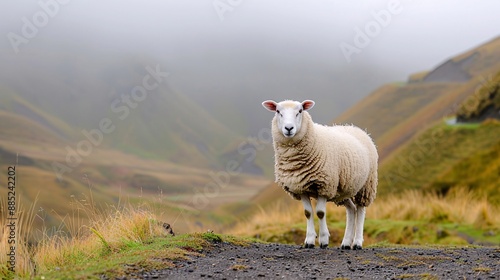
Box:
[341,245,351,250]
[304,243,315,249]
[353,244,362,250]
[320,244,328,249]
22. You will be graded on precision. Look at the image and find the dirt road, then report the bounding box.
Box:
[143,242,498,279]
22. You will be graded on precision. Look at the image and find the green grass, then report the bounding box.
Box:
[1,205,253,280]
[32,232,247,280]
[231,189,499,247]
[456,71,500,121]
[379,120,500,203]
[241,219,498,247]
[445,122,481,129]
[364,220,499,246]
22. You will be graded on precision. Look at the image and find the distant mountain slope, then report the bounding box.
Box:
[379,99,500,203]
[0,86,76,141]
[0,51,245,169]
[378,72,500,203]
[335,36,500,162]
[0,50,272,234]
[0,110,65,146]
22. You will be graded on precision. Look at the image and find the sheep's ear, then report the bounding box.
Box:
[301,100,315,111]
[262,100,278,112]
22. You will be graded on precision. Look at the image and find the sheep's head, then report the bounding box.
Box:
[262,100,315,139]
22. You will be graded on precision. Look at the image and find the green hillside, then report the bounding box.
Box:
[380,119,500,203]
[456,72,500,122]
[335,36,500,162]
[379,71,500,203]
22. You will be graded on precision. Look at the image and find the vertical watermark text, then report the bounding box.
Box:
[6,166,17,272]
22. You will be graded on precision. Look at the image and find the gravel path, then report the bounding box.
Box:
[144,242,499,279]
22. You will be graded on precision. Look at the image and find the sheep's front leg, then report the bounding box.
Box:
[301,195,316,248]
[353,206,366,250]
[341,199,356,249]
[316,196,330,248]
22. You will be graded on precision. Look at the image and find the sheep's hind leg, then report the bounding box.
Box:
[316,196,330,249]
[352,206,366,250]
[301,195,316,248]
[341,199,356,250]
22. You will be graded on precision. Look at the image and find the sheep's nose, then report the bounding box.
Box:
[285,126,294,132]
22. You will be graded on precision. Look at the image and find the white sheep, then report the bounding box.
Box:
[262,99,378,249]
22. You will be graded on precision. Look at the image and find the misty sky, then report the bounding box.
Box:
[1,1,500,123]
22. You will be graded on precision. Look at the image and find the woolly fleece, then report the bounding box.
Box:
[271,111,378,206]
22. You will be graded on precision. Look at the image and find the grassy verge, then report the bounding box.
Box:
[0,195,254,280]
[33,232,249,280]
[230,188,499,246]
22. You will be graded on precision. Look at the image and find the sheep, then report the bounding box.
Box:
[262,99,378,249]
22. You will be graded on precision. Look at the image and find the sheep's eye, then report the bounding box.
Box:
[299,109,303,113]
[276,110,280,114]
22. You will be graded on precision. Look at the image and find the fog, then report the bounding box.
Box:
[1,0,500,129]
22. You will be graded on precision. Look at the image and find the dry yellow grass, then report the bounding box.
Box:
[33,204,165,269]
[0,194,167,278]
[0,197,38,277]
[370,188,497,228]
[230,188,499,240]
